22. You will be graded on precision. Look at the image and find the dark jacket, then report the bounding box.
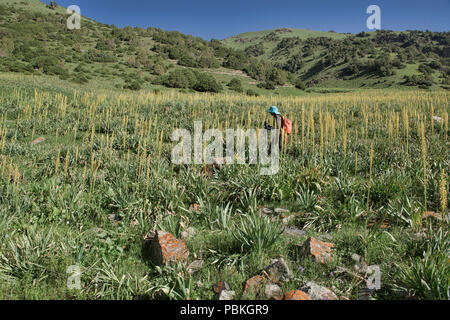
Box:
[265,114,283,149]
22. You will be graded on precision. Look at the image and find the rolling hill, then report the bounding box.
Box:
[222,28,450,90]
[0,0,449,94]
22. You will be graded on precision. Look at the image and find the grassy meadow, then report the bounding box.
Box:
[0,73,448,300]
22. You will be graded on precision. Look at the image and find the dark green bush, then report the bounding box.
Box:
[227,78,243,93]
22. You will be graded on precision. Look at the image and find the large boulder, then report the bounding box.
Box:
[298,237,334,264]
[142,231,189,266]
[284,290,311,300]
[301,282,338,300]
[263,258,292,283]
[243,275,267,296]
[265,283,283,300]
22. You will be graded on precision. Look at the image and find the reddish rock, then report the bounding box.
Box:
[284,290,311,300]
[142,231,189,266]
[422,211,443,221]
[213,281,230,294]
[203,157,230,176]
[189,203,200,212]
[300,237,334,264]
[243,275,267,296]
[31,137,46,145]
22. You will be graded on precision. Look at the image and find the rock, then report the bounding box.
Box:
[413,231,426,239]
[261,207,273,215]
[321,234,333,240]
[422,211,443,221]
[204,157,231,176]
[283,290,311,300]
[357,288,375,300]
[196,281,203,288]
[265,283,283,300]
[298,237,334,264]
[31,137,46,145]
[243,275,267,295]
[433,116,443,124]
[187,259,203,275]
[263,258,292,283]
[351,253,368,273]
[217,290,235,300]
[189,204,200,212]
[283,226,306,237]
[141,231,189,266]
[301,282,338,300]
[181,227,196,240]
[212,281,230,294]
[274,208,290,214]
[212,157,228,168]
[351,253,361,262]
[282,215,295,225]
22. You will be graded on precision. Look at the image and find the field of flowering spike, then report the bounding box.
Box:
[0,75,448,300]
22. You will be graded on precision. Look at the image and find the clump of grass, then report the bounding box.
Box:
[232,213,283,254]
[399,228,449,300]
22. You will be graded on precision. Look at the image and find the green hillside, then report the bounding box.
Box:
[0,0,294,95]
[222,28,450,90]
[0,0,449,93]
[222,28,349,50]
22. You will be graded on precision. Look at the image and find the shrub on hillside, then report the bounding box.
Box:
[246,89,259,97]
[160,69,197,89]
[193,72,222,93]
[227,78,243,93]
[197,56,220,69]
[178,55,198,68]
[294,79,306,90]
[257,81,276,90]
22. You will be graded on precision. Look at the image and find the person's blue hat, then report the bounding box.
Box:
[267,106,281,115]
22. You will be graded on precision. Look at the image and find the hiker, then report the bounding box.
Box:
[264,106,283,150]
[264,106,293,152]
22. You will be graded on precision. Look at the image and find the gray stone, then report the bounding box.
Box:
[187,259,203,275]
[302,281,338,300]
[274,208,290,214]
[181,227,196,240]
[263,258,292,283]
[283,226,306,237]
[282,215,295,225]
[264,283,283,300]
[217,290,235,300]
[321,234,333,240]
[351,253,361,262]
[261,207,273,215]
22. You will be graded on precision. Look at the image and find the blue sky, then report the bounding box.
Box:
[42,0,450,40]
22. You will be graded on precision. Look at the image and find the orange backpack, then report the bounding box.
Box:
[281,115,293,135]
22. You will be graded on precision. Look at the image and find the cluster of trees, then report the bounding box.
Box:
[264,29,449,88]
[154,69,222,93]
